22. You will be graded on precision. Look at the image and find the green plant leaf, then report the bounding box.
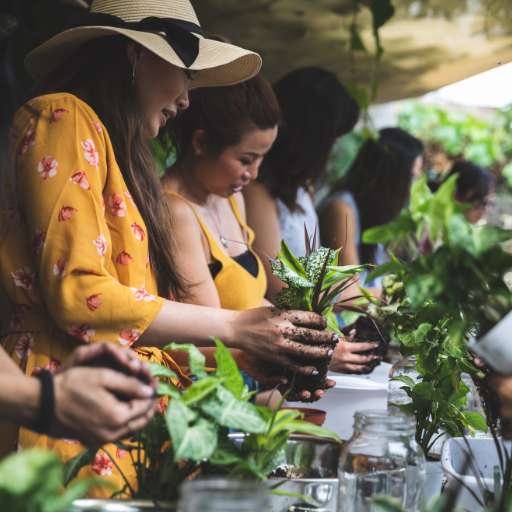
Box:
[164,343,207,378]
[156,381,180,399]
[279,421,341,442]
[363,212,415,244]
[463,411,488,432]
[182,377,222,405]
[372,495,406,511]
[213,338,245,399]
[201,387,267,433]
[149,363,178,381]
[166,399,216,461]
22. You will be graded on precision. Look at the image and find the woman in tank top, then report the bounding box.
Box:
[162,75,331,401]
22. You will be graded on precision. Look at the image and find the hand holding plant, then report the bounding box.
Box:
[270,229,366,392]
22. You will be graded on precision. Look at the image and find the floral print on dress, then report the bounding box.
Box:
[118,328,141,346]
[11,267,40,303]
[14,333,34,360]
[58,206,78,222]
[116,251,133,265]
[50,108,69,123]
[93,234,108,257]
[11,267,36,292]
[82,139,99,167]
[86,293,102,311]
[116,447,127,459]
[33,229,46,256]
[107,193,127,218]
[37,156,58,180]
[19,118,36,156]
[131,288,156,302]
[68,325,96,343]
[52,258,67,278]
[94,121,103,134]
[91,452,113,477]
[131,223,145,242]
[70,171,91,190]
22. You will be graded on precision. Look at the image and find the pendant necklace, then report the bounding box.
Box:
[207,201,247,250]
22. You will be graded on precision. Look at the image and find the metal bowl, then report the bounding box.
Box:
[228,433,342,479]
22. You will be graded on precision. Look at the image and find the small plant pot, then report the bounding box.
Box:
[283,407,327,426]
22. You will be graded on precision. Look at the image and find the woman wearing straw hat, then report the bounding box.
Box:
[0,0,336,495]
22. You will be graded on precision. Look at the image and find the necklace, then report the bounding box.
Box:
[206,201,247,250]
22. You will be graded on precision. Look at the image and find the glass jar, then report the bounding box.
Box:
[178,478,268,512]
[388,356,418,409]
[338,410,426,512]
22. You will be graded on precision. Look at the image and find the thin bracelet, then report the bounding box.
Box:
[30,370,55,434]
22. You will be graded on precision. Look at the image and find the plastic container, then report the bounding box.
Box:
[338,410,426,512]
[441,437,511,511]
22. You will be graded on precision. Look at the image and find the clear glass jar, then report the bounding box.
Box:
[338,410,426,512]
[388,356,418,409]
[178,478,268,512]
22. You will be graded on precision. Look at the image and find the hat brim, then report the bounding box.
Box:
[25,26,262,88]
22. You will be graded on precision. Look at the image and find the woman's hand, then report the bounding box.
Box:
[237,351,335,403]
[50,344,156,446]
[329,330,382,374]
[231,307,337,376]
[489,374,512,438]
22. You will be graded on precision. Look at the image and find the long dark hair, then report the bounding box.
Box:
[33,36,184,298]
[173,74,280,158]
[332,127,423,264]
[258,67,360,211]
[447,160,495,205]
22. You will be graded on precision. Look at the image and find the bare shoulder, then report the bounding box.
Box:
[164,193,200,233]
[321,197,356,224]
[243,181,277,211]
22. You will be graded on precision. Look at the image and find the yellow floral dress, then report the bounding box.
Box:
[0,92,187,496]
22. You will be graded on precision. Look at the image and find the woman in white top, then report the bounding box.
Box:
[320,127,424,295]
[245,67,380,374]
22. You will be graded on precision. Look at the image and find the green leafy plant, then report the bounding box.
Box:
[398,102,512,178]
[271,229,366,390]
[0,449,99,512]
[360,176,512,456]
[74,339,339,503]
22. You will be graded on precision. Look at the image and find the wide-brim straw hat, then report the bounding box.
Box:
[25,0,262,88]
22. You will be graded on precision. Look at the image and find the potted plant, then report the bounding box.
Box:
[66,339,340,508]
[359,176,512,499]
[270,229,367,393]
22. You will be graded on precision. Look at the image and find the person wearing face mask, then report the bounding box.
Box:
[0,0,336,495]
[162,76,333,402]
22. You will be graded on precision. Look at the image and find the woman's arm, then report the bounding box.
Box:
[165,194,222,308]
[243,182,284,300]
[0,345,155,445]
[319,199,361,300]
